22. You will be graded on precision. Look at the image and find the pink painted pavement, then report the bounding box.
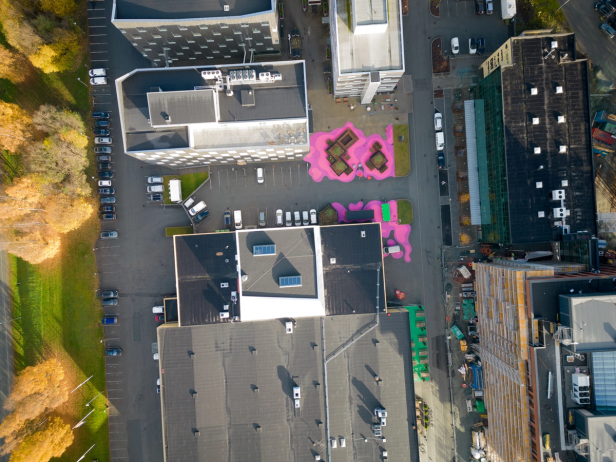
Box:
[303,122,395,182]
[331,200,412,263]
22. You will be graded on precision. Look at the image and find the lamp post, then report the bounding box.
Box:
[76,77,88,88]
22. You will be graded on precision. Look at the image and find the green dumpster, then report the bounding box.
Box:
[451,325,464,340]
[381,203,391,222]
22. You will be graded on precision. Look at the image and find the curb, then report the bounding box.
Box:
[429,0,440,18]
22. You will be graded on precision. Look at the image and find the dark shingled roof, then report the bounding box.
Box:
[175,233,239,326]
[115,0,273,20]
[320,223,385,316]
[501,34,596,243]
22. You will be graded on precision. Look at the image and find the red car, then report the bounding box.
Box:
[155,315,165,322]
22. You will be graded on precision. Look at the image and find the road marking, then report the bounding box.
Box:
[88,25,107,28]
[90,42,107,45]
[108,397,124,400]
[90,51,108,54]
[89,34,107,36]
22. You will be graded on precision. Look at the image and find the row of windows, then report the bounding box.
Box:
[132,35,272,47]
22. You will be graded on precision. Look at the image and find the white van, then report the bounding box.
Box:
[256,168,264,184]
[302,211,309,226]
[383,245,401,254]
[294,211,301,226]
[285,211,292,226]
[183,197,195,209]
[169,179,182,203]
[234,210,243,229]
[152,306,164,314]
[436,132,445,151]
[189,201,206,216]
[147,184,164,193]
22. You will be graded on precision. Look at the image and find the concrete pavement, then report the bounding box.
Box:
[0,251,12,462]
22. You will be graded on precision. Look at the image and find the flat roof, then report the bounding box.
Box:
[560,294,616,351]
[320,223,385,316]
[334,0,403,74]
[501,34,596,243]
[174,233,239,326]
[354,0,387,25]
[575,409,616,462]
[158,312,419,462]
[117,62,307,152]
[115,0,273,20]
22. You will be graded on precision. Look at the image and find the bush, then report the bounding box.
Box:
[460,216,471,226]
[458,192,470,203]
[459,233,472,245]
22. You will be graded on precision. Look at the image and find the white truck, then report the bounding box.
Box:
[501,0,516,19]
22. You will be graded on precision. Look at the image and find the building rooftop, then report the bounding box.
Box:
[114,0,273,21]
[559,294,616,352]
[117,62,308,153]
[501,34,596,243]
[174,233,239,326]
[574,409,616,462]
[333,0,403,74]
[158,312,419,462]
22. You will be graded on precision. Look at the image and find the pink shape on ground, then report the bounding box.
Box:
[331,200,412,263]
[303,122,395,182]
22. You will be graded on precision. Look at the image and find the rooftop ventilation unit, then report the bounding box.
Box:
[202,70,222,80]
[538,211,545,218]
[538,165,544,170]
[534,147,541,154]
[536,182,543,188]
[293,387,301,399]
[556,86,563,93]
[559,145,567,153]
[361,230,366,237]
[531,87,538,95]
[224,4,230,10]
[551,41,558,49]
[562,180,569,186]
[552,189,565,200]
[554,207,570,218]
[558,115,566,123]
[285,322,293,334]
[330,258,336,264]
[533,117,540,125]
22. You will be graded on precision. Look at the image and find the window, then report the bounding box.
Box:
[226,37,233,41]
[157,27,167,31]
[187,40,195,43]
[148,42,157,46]
[253,245,276,255]
[193,32,202,36]
[144,48,152,51]
[168,41,176,44]
[199,25,208,30]
[213,31,221,36]
[253,28,261,34]
[220,24,229,28]
[234,30,242,34]
[279,276,302,287]
[137,28,147,33]
[179,26,188,30]
[206,38,214,42]
[195,51,202,54]
[241,23,249,27]
[256,42,263,46]
[132,35,142,39]
[181,46,189,49]
[176,52,184,55]
[172,33,181,38]
[152,35,162,39]
[219,44,227,48]
[230,49,238,53]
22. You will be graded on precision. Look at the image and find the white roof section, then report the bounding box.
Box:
[465,101,482,225]
[239,296,326,321]
[334,0,403,74]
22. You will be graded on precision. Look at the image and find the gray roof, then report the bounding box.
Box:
[559,294,616,351]
[115,0,273,20]
[158,318,326,462]
[320,223,385,315]
[148,90,217,126]
[238,228,317,298]
[574,409,616,462]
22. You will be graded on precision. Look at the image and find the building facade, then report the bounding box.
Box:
[111,0,279,66]
[330,0,404,101]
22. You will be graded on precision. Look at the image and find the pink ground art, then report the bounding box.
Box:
[303,122,395,182]
[331,200,412,263]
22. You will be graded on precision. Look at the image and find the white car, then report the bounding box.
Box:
[451,37,460,55]
[436,132,445,151]
[90,77,107,85]
[276,209,284,226]
[147,185,164,193]
[310,209,317,225]
[188,201,206,216]
[469,38,477,55]
[89,68,107,77]
[147,176,163,184]
[98,180,112,187]
[95,137,112,144]
[256,168,264,184]
[434,112,443,131]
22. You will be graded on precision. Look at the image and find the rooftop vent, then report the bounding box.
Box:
[241,89,255,107]
[552,189,566,200]
[242,274,248,282]
[538,165,544,170]
[556,86,563,94]
[551,41,558,49]
[533,117,540,125]
[224,4,230,10]
[554,207,570,218]
[558,115,566,123]
[538,211,545,218]
[361,230,366,237]
[193,429,200,436]
[330,258,336,264]
[562,180,569,187]
[536,182,543,188]
[530,87,538,95]
[559,145,567,153]
[534,147,541,154]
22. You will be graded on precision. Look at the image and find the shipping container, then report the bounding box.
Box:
[592,127,616,145]
[595,110,616,124]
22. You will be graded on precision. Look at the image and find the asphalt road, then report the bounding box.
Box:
[559,0,616,84]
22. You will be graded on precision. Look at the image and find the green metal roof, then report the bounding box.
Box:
[475,100,492,224]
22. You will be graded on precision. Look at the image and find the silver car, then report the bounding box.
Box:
[95,137,112,144]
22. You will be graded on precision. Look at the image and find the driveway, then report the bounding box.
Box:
[559,0,616,84]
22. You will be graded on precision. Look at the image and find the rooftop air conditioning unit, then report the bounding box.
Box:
[293,387,301,399]
[554,207,568,218]
[536,182,543,188]
[223,304,229,311]
[273,73,282,80]
[224,4,230,10]
[558,115,566,123]
[551,41,558,49]
[560,145,567,153]
[538,211,545,218]
[562,180,569,186]
[552,189,565,200]
[533,117,540,125]
[556,86,564,93]
[534,147,541,154]
[531,87,538,95]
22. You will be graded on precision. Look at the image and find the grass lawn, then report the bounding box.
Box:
[162,172,209,204]
[9,214,110,462]
[165,226,194,237]
[397,199,413,224]
[393,124,410,177]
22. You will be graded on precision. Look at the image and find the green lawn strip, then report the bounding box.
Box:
[397,199,413,225]
[393,124,410,177]
[403,306,430,382]
[166,226,194,237]
[162,172,209,204]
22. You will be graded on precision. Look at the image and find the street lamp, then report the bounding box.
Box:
[0,316,21,325]
[85,391,103,407]
[76,77,88,88]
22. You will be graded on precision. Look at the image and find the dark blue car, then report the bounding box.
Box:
[105,347,122,356]
[98,171,114,179]
[194,210,210,223]
[93,112,110,119]
[102,316,118,325]
[437,152,445,169]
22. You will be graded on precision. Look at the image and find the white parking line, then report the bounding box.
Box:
[89,34,107,36]
[108,397,124,400]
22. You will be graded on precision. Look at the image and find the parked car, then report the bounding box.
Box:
[469,37,477,54]
[105,348,122,356]
[101,213,116,221]
[437,152,445,169]
[90,77,107,85]
[98,171,114,179]
[100,230,118,238]
[102,316,118,325]
[596,2,612,18]
[194,210,210,223]
[89,68,107,77]
[434,112,443,131]
[150,194,163,202]
[256,168,264,184]
[310,209,317,225]
[477,37,486,54]
[155,315,165,322]
[98,163,112,171]
[92,112,110,119]
[224,210,231,227]
[95,120,109,128]
[96,154,111,162]
[436,132,445,151]
[188,201,206,216]
[601,0,616,13]
[234,210,243,229]
[100,289,118,298]
[276,209,284,226]
[601,22,616,37]
[285,211,293,227]
[184,197,195,209]
[152,306,164,314]
[95,137,112,144]
[99,188,115,195]
[100,205,115,213]
[147,185,164,193]
[102,298,118,306]
[451,37,460,54]
[94,146,112,154]
[94,129,110,136]
[302,210,309,226]
[100,197,116,205]
[98,180,112,187]
[147,176,163,184]
[294,211,301,226]
[257,211,265,227]
[485,0,494,13]
[475,0,485,13]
